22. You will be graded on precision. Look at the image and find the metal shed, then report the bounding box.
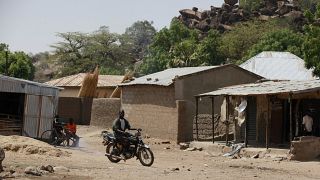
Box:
[0,75,61,138]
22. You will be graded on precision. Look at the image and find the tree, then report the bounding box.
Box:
[243,29,304,62]
[303,25,320,76]
[220,19,293,64]
[138,19,224,75]
[124,20,156,62]
[51,26,135,77]
[0,44,35,80]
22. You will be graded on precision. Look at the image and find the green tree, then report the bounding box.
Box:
[138,19,224,75]
[303,25,320,76]
[220,20,292,64]
[0,44,35,80]
[51,26,135,77]
[243,29,304,62]
[124,20,156,62]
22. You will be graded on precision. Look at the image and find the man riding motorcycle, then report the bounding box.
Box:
[112,110,135,160]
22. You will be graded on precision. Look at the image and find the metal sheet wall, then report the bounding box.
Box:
[23,95,41,138]
[38,96,54,137]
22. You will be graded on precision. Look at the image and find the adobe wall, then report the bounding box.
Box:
[58,97,92,125]
[95,87,115,98]
[121,85,180,141]
[90,98,121,127]
[289,136,320,161]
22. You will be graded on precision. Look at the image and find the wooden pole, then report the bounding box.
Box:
[244,97,248,147]
[225,96,229,145]
[266,96,270,149]
[289,94,293,142]
[195,97,199,141]
[211,97,215,144]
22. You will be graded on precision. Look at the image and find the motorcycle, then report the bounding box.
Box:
[101,129,154,167]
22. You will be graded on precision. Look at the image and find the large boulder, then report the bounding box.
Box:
[179,9,203,21]
[224,0,238,6]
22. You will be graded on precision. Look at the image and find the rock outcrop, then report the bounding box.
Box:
[177,0,306,33]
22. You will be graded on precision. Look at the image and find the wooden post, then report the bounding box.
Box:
[289,94,293,142]
[195,97,199,141]
[266,96,270,149]
[211,97,215,144]
[225,95,229,145]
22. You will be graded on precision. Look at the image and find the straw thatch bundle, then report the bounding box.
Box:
[78,67,99,98]
[109,71,134,98]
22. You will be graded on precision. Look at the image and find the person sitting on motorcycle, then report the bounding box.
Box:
[112,110,134,160]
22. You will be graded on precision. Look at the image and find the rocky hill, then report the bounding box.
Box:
[177,0,307,33]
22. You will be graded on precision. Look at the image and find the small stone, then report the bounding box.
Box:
[171,167,179,171]
[204,164,208,167]
[187,168,191,171]
[179,143,189,150]
[25,166,42,176]
[161,141,171,144]
[252,154,259,159]
[185,147,197,151]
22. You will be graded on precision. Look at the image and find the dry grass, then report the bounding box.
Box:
[78,67,99,98]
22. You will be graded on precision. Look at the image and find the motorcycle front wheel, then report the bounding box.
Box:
[106,143,121,163]
[138,148,154,166]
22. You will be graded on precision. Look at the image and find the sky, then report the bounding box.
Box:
[0,0,224,54]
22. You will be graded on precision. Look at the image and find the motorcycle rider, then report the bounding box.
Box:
[112,109,134,160]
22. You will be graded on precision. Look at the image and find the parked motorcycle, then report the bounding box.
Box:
[101,129,154,166]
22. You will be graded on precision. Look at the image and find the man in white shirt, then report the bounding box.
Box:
[302,113,313,136]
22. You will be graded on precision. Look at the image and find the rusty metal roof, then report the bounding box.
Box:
[121,64,260,87]
[0,74,60,96]
[45,73,124,87]
[240,51,316,80]
[198,80,320,97]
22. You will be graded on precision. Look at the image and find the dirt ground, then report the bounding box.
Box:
[1,125,320,180]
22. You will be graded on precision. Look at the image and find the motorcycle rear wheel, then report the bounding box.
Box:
[106,143,121,163]
[138,148,154,166]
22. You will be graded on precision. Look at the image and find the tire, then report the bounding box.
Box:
[40,130,56,145]
[106,143,121,163]
[138,148,154,167]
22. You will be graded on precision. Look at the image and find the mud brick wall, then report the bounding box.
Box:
[58,97,92,125]
[121,85,180,141]
[289,136,320,161]
[90,98,121,127]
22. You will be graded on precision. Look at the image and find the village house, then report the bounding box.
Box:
[197,80,320,160]
[119,64,262,142]
[194,51,319,146]
[0,75,60,138]
[46,73,124,98]
[45,73,124,125]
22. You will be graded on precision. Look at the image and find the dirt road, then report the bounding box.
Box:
[1,126,320,180]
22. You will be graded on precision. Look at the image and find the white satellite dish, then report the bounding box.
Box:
[235,99,247,113]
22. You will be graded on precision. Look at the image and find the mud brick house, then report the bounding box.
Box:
[0,75,60,137]
[120,64,262,142]
[46,73,124,125]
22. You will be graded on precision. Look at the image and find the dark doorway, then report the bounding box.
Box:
[0,92,25,135]
[246,96,257,144]
[270,100,284,144]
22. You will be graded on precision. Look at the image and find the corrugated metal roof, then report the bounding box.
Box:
[240,51,316,80]
[45,73,124,87]
[0,74,60,96]
[198,80,320,97]
[121,66,220,86]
